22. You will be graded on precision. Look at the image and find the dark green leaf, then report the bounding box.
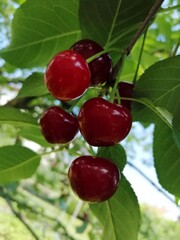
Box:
[153,123,180,197]
[90,175,141,240]
[134,55,180,115]
[1,0,81,68]
[0,145,40,184]
[172,111,180,150]
[18,72,49,98]
[79,0,155,55]
[97,144,126,171]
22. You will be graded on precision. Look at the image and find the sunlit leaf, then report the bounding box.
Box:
[0,145,40,183]
[90,175,141,240]
[18,72,49,98]
[1,0,81,68]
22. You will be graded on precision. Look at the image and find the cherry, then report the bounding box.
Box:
[44,50,91,101]
[117,82,134,110]
[78,97,132,146]
[70,39,112,86]
[68,155,120,202]
[40,106,78,144]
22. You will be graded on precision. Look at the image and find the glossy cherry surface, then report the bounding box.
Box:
[68,155,120,202]
[117,82,134,110]
[78,97,132,146]
[44,50,90,101]
[40,106,78,144]
[70,39,112,86]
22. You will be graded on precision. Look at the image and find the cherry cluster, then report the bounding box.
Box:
[40,39,134,202]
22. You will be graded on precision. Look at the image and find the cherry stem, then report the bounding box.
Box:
[133,28,148,84]
[122,96,172,129]
[109,54,126,103]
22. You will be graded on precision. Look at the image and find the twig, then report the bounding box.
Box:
[0,187,40,240]
[127,161,177,206]
[126,0,164,55]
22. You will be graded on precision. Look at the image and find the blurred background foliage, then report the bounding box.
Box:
[0,0,180,239]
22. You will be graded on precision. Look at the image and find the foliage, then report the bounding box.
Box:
[0,0,180,239]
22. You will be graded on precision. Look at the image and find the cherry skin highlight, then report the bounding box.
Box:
[78,97,132,146]
[70,39,112,86]
[68,155,120,202]
[40,106,78,144]
[117,82,134,110]
[44,50,90,101]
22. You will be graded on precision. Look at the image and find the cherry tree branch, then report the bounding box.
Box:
[0,187,40,240]
[126,0,165,55]
[127,162,177,206]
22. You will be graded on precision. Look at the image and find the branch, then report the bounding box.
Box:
[0,187,40,240]
[126,0,164,55]
[127,161,177,206]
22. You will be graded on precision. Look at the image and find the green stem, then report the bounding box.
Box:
[160,4,180,12]
[122,97,172,129]
[133,28,148,84]
[172,38,180,57]
[109,55,126,102]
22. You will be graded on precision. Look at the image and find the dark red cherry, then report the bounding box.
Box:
[78,97,132,146]
[117,82,134,110]
[70,39,112,86]
[40,106,78,144]
[68,155,120,202]
[44,50,90,101]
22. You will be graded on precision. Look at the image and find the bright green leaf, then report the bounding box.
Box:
[97,144,126,171]
[79,0,155,55]
[153,123,180,197]
[19,126,52,147]
[0,107,38,128]
[0,145,40,184]
[90,175,141,240]
[18,72,49,98]
[1,0,81,68]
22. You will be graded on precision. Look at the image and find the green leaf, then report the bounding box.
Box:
[0,107,38,128]
[0,145,40,184]
[134,55,180,115]
[1,0,81,68]
[90,175,141,240]
[0,107,49,146]
[153,123,180,197]
[97,144,126,171]
[19,126,52,147]
[79,0,155,53]
[172,112,180,150]
[18,72,49,98]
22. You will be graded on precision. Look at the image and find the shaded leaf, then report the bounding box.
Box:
[1,0,81,68]
[90,175,140,240]
[18,72,49,98]
[153,123,180,197]
[134,55,180,115]
[79,0,155,55]
[0,145,40,184]
[97,144,126,171]
[172,111,180,150]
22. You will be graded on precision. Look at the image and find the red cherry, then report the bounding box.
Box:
[78,97,132,146]
[117,82,134,110]
[44,50,90,101]
[40,106,78,144]
[70,39,112,86]
[68,155,120,202]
